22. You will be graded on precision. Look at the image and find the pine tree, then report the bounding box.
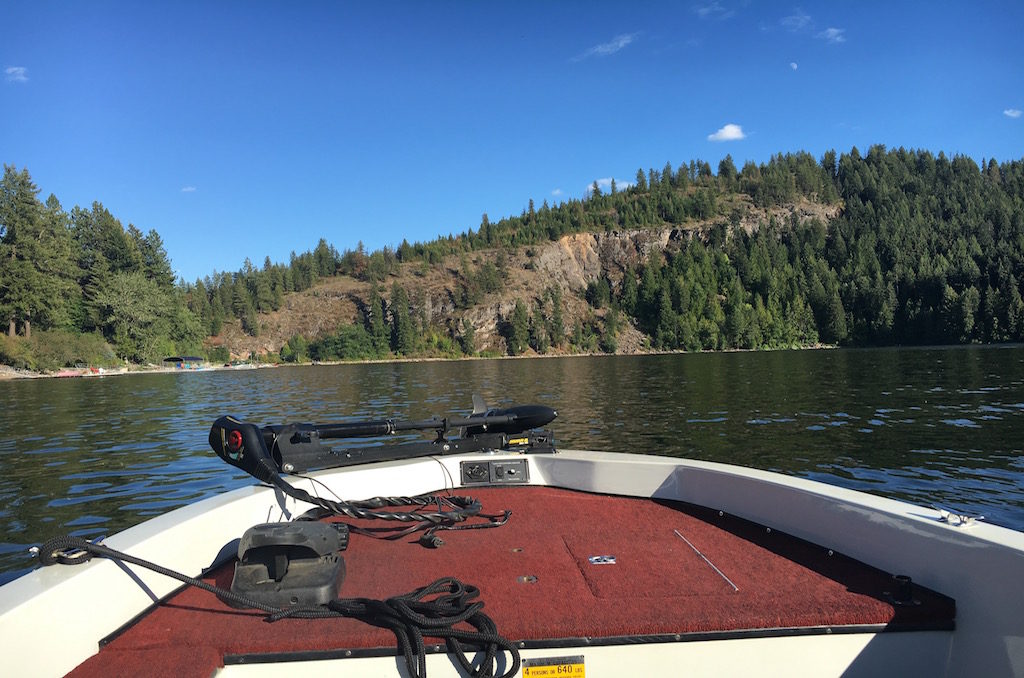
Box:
[139,229,175,290]
[507,299,529,355]
[635,169,647,192]
[529,303,549,353]
[460,317,476,355]
[0,166,72,338]
[546,287,564,347]
[389,283,415,354]
[367,284,389,356]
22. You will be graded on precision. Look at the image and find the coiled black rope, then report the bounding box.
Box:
[36,535,520,678]
[273,578,518,678]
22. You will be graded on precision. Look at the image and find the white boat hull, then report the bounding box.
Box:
[2,450,1022,677]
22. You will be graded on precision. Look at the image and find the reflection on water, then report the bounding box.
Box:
[2,345,1023,583]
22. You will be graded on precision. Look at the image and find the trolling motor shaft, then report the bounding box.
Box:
[210,403,557,476]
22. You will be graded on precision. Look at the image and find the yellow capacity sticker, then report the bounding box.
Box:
[522,655,585,677]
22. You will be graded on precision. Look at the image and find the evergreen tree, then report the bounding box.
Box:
[547,287,565,347]
[139,229,175,290]
[718,154,737,190]
[367,284,389,356]
[635,168,647,192]
[506,299,529,355]
[460,317,476,355]
[389,283,415,354]
[529,303,549,353]
[0,166,71,338]
[600,307,619,353]
[619,272,638,315]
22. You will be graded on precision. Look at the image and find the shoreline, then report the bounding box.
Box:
[0,363,278,381]
[11,342,1024,381]
[0,343,841,381]
[16,343,1024,381]
[16,341,1024,381]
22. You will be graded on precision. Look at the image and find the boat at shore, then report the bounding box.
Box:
[1,400,1022,677]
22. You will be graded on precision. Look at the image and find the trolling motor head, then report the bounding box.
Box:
[209,416,282,484]
[462,404,557,436]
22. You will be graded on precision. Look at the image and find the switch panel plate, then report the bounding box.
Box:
[460,459,530,485]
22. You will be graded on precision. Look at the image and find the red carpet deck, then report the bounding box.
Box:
[70,486,955,677]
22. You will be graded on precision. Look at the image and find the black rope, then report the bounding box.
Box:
[296,504,512,548]
[273,578,519,678]
[36,536,520,678]
[231,438,507,544]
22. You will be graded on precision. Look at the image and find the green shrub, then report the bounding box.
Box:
[0,335,34,370]
[0,331,121,372]
[32,331,119,371]
[207,345,230,364]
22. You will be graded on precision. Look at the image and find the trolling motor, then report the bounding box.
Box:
[208,398,556,565]
[209,398,557,477]
[204,398,556,629]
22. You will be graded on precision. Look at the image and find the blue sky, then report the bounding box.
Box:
[3,2,1023,283]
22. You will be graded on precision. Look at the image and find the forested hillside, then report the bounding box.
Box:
[2,145,1024,371]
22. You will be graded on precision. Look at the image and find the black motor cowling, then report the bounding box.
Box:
[462,404,557,436]
[209,415,279,483]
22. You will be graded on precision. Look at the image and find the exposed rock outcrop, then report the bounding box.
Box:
[213,198,842,359]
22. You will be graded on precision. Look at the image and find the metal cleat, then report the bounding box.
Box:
[935,507,985,528]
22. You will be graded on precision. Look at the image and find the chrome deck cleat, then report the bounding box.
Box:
[935,507,985,528]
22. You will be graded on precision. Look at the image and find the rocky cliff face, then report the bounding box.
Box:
[212,198,840,359]
[534,229,672,289]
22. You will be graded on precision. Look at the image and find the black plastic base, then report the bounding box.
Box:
[229,522,347,608]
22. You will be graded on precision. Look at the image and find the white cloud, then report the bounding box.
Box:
[5,66,28,83]
[817,27,846,43]
[551,188,563,197]
[181,186,197,193]
[707,123,746,142]
[695,2,736,20]
[781,9,812,31]
[790,62,799,70]
[1005,109,1023,119]
[572,33,639,61]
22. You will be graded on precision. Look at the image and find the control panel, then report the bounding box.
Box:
[460,459,530,485]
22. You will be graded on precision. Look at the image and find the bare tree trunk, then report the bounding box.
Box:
[7,318,14,338]
[24,319,31,340]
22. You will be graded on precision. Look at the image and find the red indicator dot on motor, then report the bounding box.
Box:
[227,430,243,452]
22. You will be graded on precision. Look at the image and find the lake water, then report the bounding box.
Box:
[2,346,1024,583]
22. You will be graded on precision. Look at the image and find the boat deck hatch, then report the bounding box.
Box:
[68,486,955,676]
